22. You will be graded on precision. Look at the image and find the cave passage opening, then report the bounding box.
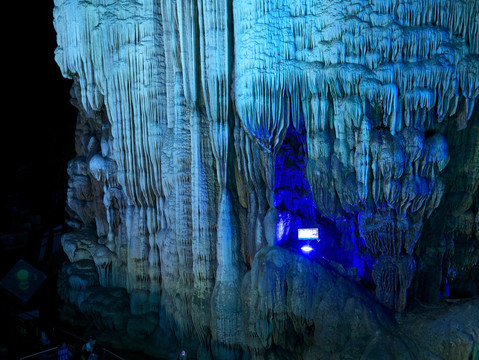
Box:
[273,115,374,282]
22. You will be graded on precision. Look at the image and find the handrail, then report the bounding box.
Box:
[19,347,58,360]
[54,327,126,360]
[102,348,126,360]
[54,327,85,342]
[18,327,127,360]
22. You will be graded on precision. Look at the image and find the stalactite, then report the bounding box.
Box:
[55,0,479,357]
[231,0,478,312]
[234,119,272,266]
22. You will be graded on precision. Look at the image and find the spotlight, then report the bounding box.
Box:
[298,228,319,254]
[301,244,314,254]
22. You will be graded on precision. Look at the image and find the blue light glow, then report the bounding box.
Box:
[276,212,288,245]
[273,120,374,286]
[301,244,314,254]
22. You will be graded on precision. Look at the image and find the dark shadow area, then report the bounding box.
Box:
[1,1,77,359]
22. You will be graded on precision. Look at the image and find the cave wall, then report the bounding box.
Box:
[53,0,479,358]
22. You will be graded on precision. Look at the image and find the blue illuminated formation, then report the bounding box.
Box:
[273,122,374,281]
[274,123,318,244]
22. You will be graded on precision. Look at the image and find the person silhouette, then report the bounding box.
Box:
[81,336,96,359]
[178,349,187,359]
[58,343,71,360]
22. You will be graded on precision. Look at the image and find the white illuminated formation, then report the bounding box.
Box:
[53,0,479,358]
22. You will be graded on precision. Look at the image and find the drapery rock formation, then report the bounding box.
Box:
[54,0,479,358]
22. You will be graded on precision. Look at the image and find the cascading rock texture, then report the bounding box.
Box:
[54,0,479,358]
[233,0,478,312]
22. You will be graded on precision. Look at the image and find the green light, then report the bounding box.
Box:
[16,269,31,291]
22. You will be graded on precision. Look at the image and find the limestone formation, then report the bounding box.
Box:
[54,0,479,358]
